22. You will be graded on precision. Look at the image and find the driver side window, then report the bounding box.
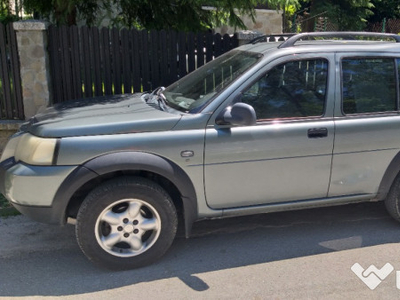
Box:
[242,59,328,120]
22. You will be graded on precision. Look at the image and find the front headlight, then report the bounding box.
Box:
[14,133,58,165]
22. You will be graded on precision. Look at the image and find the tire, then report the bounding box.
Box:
[385,174,400,222]
[76,176,178,270]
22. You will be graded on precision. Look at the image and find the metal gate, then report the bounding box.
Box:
[48,26,238,103]
[0,23,23,120]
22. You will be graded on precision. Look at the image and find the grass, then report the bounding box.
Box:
[0,193,9,207]
[0,193,19,217]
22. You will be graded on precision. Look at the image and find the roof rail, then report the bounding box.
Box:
[278,32,400,48]
[248,34,295,44]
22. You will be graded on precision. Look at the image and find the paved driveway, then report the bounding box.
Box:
[1,202,400,299]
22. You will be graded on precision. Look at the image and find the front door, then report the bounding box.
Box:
[204,56,335,209]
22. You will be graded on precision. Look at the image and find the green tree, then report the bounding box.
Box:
[23,0,381,32]
[267,0,301,32]
[114,0,257,31]
[299,0,375,31]
[369,0,400,22]
[23,0,109,26]
[0,0,22,24]
[23,0,263,30]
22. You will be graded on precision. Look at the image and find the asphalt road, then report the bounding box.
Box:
[1,202,400,299]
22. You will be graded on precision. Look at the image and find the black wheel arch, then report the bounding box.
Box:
[376,150,400,201]
[53,151,198,237]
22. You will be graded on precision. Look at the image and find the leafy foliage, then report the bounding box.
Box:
[0,0,396,33]
[0,193,19,216]
[23,0,110,26]
[0,193,9,208]
[108,0,261,31]
[267,0,302,32]
[23,0,260,31]
[300,0,375,31]
[0,0,22,24]
[19,0,389,32]
[369,0,400,22]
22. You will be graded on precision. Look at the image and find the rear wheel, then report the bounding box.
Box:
[385,174,400,222]
[76,177,178,270]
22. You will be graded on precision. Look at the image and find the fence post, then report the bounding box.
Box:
[382,18,386,33]
[13,21,51,119]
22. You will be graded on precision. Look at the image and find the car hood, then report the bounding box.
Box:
[21,94,182,138]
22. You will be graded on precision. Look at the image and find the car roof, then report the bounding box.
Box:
[239,32,400,55]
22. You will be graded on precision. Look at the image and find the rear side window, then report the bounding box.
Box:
[342,58,397,114]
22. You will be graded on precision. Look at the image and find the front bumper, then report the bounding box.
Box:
[0,157,77,223]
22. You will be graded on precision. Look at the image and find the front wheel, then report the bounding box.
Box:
[76,177,178,270]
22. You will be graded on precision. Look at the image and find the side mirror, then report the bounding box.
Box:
[217,102,257,126]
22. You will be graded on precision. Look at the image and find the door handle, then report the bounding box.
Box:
[308,128,328,138]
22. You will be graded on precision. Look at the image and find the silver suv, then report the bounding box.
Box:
[2,32,400,269]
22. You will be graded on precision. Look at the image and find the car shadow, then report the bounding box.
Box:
[1,202,399,296]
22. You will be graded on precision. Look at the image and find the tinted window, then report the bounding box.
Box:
[242,59,328,120]
[342,58,397,114]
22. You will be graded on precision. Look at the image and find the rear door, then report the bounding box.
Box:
[330,54,400,198]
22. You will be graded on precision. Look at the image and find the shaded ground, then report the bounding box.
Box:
[1,202,400,299]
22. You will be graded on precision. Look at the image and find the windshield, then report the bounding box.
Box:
[163,50,262,113]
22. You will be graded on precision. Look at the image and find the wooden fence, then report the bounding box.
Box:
[0,23,23,119]
[48,26,238,103]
